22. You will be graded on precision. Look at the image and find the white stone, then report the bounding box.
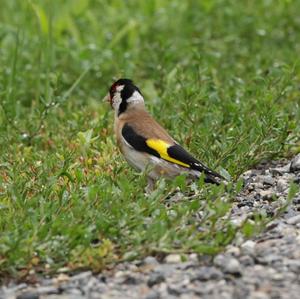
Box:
[290,154,300,172]
[224,258,242,274]
[189,253,198,262]
[165,254,182,263]
[241,240,256,255]
[226,245,240,256]
[286,214,300,225]
[260,189,274,200]
[251,291,270,299]
[277,179,288,193]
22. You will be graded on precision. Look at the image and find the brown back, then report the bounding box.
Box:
[117,105,175,144]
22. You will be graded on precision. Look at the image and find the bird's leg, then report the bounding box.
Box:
[145,177,155,194]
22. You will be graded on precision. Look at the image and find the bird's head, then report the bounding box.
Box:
[107,78,144,115]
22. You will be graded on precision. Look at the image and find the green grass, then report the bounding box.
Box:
[1,0,300,280]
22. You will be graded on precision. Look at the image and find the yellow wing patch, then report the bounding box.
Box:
[146,139,190,168]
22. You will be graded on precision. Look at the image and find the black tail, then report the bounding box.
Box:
[204,173,223,185]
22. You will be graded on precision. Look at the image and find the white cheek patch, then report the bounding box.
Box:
[112,93,122,111]
[112,85,124,111]
[126,91,144,104]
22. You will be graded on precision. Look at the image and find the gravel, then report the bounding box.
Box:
[290,154,300,172]
[1,157,300,299]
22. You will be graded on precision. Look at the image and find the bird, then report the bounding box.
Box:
[106,78,225,191]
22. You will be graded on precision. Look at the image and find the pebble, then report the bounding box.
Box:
[239,255,254,266]
[69,271,92,281]
[260,189,275,200]
[277,179,288,193]
[260,175,275,186]
[225,245,241,256]
[224,258,242,275]
[286,214,300,225]
[214,255,242,275]
[270,163,291,175]
[16,292,39,299]
[37,286,60,295]
[144,291,160,299]
[165,254,182,263]
[147,272,165,287]
[191,266,223,281]
[54,274,70,283]
[251,291,270,299]
[241,240,256,256]
[2,157,300,299]
[144,256,159,265]
[64,288,82,295]
[290,154,300,172]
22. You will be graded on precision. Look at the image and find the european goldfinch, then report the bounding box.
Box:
[107,78,224,190]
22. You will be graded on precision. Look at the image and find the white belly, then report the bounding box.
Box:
[120,142,200,180]
[121,144,150,172]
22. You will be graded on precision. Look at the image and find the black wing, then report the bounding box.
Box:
[122,123,224,184]
[121,123,160,157]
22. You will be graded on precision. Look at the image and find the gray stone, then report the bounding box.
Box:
[271,163,291,175]
[192,266,223,281]
[284,259,300,272]
[232,282,250,298]
[121,274,139,285]
[167,284,189,296]
[36,286,60,295]
[241,240,256,255]
[290,154,300,172]
[16,292,39,299]
[214,255,242,275]
[64,288,82,295]
[144,256,159,265]
[144,291,160,299]
[260,175,275,186]
[277,179,288,193]
[213,254,226,267]
[256,254,282,264]
[286,214,300,225]
[69,271,92,281]
[239,255,254,266]
[260,189,275,200]
[8,284,28,293]
[251,291,270,299]
[253,183,265,190]
[147,272,165,287]
[224,258,242,275]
